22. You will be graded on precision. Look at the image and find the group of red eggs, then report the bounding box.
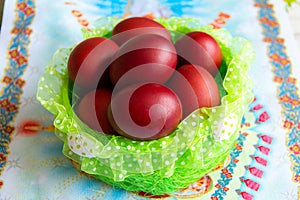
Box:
[67,17,223,141]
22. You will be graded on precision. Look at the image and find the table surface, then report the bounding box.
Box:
[0,1,300,200]
[0,1,300,43]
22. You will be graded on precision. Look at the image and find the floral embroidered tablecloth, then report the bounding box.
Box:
[0,0,299,199]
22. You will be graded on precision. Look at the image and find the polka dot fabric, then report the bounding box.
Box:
[36,17,255,195]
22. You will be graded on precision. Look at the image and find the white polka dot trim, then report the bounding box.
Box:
[213,113,238,141]
[67,133,97,158]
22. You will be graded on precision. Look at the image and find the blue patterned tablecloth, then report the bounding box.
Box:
[0,0,299,199]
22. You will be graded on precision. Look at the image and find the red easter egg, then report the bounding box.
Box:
[109,34,177,89]
[77,88,114,134]
[108,83,182,140]
[175,31,222,76]
[111,17,172,46]
[68,37,119,90]
[168,64,220,118]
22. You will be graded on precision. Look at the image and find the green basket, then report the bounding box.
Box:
[36,17,255,195]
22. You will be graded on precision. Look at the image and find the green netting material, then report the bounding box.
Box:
[36,17,255,195]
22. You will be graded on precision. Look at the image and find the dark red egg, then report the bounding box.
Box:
[168,64,220,118]
[77,88,114,134]
[175,31,222,76]
[108,83,182,140]
[68,37,119,90]
[111,17,172,46]
[109,34,177,89]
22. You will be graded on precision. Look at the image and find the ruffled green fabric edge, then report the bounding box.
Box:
[36,17,255,194]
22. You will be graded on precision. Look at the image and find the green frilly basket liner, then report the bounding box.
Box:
[36,17,255,195]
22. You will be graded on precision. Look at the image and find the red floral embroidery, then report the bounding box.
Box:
[236,144,243,151]
[269,53,290,65]
[263,37,272,43]
[279,94,290,103]
[23,27,33,35]
[276,38,284,43]
[4,126,15,134]
[280,58,290,65]
[15,79,26,88]
[9,49,19,59]
[11,27,20,34]
[221,167,233,178]
[290,99,300,106]
[0,154,6,162]
[221,168,229,174]
[17,2,27,11]
[2,76,12,84]
[269,53,280,61]
[289,144,300,155]
[24,7,35,16]
[16,55,28,65]
[0,99,9,108]
[259,17,278,27]
[273,76,283,83]
[7,104,18,112]
[283,120,293,129]
[225,173,232,178]
[257,111,270,123]
[287,77,297,84]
